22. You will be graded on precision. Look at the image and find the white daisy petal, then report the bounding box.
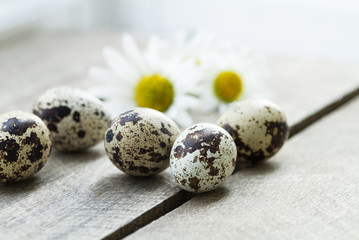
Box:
[175,95,199,110]
[103,46,139,83]
[145,36,162,70]
[167,106,194,128]
[199,92,218,113]
[218,103,230,114]
[88,66,121,84]
[121,33,149,73]
[146,35,160,57]
[88,85,113,99]
[104,97,136,118]
[89,83,133,101]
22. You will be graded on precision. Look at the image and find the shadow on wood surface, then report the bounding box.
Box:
[91,172,172,196]
[0,176,41,195]
[51,146,104,164]
[193,186,231,204]
[240,161,280,176]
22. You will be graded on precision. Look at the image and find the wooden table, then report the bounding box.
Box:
[0,32,358,240]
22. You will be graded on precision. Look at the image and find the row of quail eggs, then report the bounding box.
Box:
[104,98,289,193]
[1,86,289,194]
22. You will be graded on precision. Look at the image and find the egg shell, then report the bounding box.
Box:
[0,111,52,183]
[33,86,112,151]
[217,99,289,167]
[104,108,181,176]
[170,123,237,193]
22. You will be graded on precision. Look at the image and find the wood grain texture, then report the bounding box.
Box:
[267,56,359,126]
[0,146,180,240]
[127,97,359,240]
[0,32,358,239]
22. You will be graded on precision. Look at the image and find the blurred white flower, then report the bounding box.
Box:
[89,33,200,128]
[166,32,270,113]
[194,49,271,113]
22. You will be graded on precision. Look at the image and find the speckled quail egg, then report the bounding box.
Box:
[217,99,289,167]
[0,111,52,183]
[33,86,112,151]
[104,108,181,176]
[170,123,237,193]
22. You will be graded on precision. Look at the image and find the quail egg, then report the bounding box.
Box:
[104,108,181,176]
[170,123,237,193]
[0,111,52,183]
[33,86,112,151]
[217,99,289,167]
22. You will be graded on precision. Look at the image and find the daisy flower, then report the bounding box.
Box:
[88,33,200,128]
[194,49,270,113]
[162,31,270,113]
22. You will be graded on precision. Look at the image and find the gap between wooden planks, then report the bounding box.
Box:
[0,32,359,240]
[106,87,359,240]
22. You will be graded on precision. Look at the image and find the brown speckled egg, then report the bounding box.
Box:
[33,86,112,151]
[170,123,237,193]
[104,108,181,176]
[0,111,52,183]
[217,99,289,167]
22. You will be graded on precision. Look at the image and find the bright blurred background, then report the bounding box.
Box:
[1,0,359,62]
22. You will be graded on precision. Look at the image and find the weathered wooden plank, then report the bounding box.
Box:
[0,33,185,240]
[0,32,358,240]
[127,97,359,240]
[0,32,118,112]
[0,146,178,239]
[267,56,359,126]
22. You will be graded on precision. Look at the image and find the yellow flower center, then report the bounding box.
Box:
[213,71,243,103]
[135,74,175,112]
